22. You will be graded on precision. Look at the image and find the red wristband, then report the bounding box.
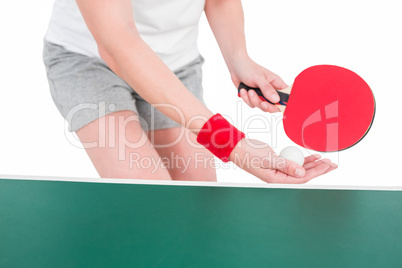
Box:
[197,114,245,162]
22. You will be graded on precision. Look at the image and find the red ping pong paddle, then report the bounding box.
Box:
[238,65,376,152]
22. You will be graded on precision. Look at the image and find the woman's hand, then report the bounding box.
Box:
[230,56,288,113]
[204,0,286,113]
[229,138,337,184]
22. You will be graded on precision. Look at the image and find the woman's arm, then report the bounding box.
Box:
[76,0,213,133]
[204,0,287,113]
[75,0,336,183]
[204,0,247,74]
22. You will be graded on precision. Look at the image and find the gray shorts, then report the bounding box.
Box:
[42,41,206,132]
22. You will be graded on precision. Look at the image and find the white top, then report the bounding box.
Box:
[45,0,205,71]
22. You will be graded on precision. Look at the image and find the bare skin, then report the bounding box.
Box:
[76,111,172,180]
[147,127,217,182]
[74,0,337,183]
[76,111,218,181]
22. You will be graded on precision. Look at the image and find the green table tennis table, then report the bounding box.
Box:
[1,175,401,268]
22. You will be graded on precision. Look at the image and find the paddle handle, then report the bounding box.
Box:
[237,82,290,106]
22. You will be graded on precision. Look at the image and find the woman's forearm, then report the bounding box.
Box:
[204,0,248,71]
[101,34,213,133]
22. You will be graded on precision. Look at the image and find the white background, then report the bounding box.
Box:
[0,0,400,186]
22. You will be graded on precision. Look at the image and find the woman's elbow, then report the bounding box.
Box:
[98,44,115,67]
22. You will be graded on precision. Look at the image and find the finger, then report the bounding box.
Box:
[267,170,310,184]
[243,79,280,112]
[303,160,334,180]
[247,90,263,108]
[303,158,331,170]
[270,75,289,90]
[259,101,271,112]
[278,161,333,184]
[323,162,338,175]
[256,168,301,184]
[257,99,280,113]
[272,156,306,178]
[263,159,337,184]
[247,90,280,113]
[256,79,280,104]
[239,88,255,108]
[283,176,311,184]
[261,101,281,113]
[303,154,321,165]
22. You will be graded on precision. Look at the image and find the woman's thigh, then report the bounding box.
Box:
[76,110,172,180]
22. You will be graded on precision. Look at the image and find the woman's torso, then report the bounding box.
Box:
[45,0,206,71]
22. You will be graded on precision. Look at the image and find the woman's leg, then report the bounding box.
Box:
[76,110,172,180]
[147,127,217,182]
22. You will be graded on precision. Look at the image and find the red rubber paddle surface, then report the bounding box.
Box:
[283,65,375,152]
